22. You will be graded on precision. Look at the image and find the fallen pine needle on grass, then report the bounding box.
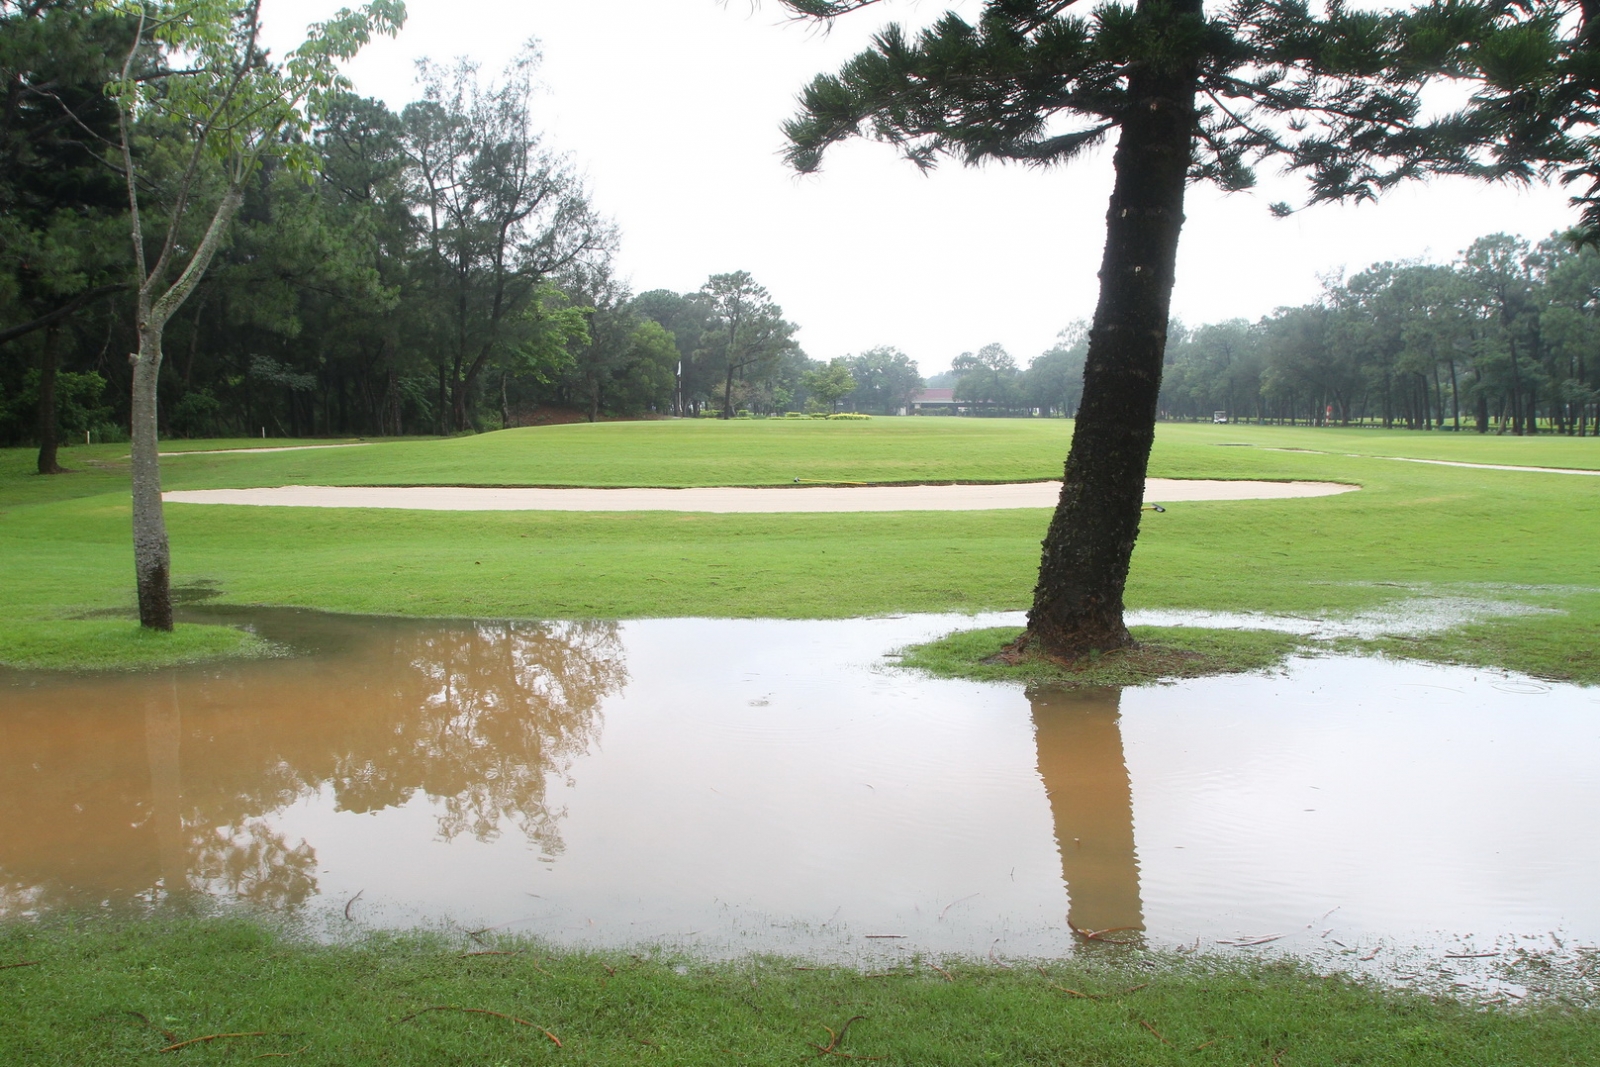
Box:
[0,960,40,970]
[1140,1020,1172,1046]
[811,1015,883,1060]
[159,1032,274,1053]
[397,1006,561,1046]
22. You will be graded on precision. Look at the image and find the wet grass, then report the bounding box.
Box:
[2,421,1597,679]
[0,618,273,672]
[3,916,1596,1066]
[895,625,1306,687]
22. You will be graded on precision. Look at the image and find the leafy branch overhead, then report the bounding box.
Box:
[780,0,1598,210]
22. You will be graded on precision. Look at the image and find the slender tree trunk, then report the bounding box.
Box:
[131,320,173,630]
[722,364,735,419]
[127,183,244,632]
[1448,358,1460,431]
[36,324,64,475]
[1508,341,1524,435]
[436,363,448,434]
[1020,4,1198,659]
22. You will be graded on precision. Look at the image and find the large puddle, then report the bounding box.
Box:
[3,611,1598,984]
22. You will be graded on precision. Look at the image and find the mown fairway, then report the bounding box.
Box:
[2,418,1597,679]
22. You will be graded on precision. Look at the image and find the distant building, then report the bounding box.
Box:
[910,388,959,414]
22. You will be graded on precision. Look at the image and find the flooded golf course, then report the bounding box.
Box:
[3,611,1598,985]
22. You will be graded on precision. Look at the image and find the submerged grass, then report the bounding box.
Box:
[2,917,1595,1066]
[3,420,1597,678]
[896,625,1307,687]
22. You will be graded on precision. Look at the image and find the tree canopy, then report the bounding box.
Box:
[775,0,1569,659]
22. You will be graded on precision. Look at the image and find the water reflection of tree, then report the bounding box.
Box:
[191,820,318,910]
[0,618,626,913]
[334,621,623,848]
[1029,685,1144,935]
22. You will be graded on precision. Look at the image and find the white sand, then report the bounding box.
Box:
[164,479,1357,513]
[156,442,370,457]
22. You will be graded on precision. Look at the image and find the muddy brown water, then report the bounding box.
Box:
[3,611,1598,981]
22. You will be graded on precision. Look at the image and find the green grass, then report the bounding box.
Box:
[3,420,1597,679]
[0,618,274,671]
[897,625,1307,686]
[3,917,1595,1066]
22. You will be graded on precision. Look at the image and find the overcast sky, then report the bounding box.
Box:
[263,0,1577,375]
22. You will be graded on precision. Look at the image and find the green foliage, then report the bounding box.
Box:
[1156,231,1600,433]
[840,345,922,413]
[825,412,871,419]
[696,271,801,417]
[802,357,856,412]
[952,342,1024,412]
[777,0,1483,202]
[0,368,109,442]
[100,0,407,185]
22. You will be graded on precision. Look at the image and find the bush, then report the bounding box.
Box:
[826,412,872,420]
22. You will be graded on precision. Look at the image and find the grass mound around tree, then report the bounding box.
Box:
[894,625,1308,687]
[0,618,274,672]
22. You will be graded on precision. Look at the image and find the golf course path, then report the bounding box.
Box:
[1381,456,1600,476]
[164,479,1357,512]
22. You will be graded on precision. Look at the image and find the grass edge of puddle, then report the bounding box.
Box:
[893,625,1308,688]
[3,915,1595,1066]
[0,618,282,673]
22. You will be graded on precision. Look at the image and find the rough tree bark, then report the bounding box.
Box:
[1017,0,1200,659]
[36,324,63,475]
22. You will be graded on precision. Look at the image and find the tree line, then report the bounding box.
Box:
[0,1,932,467]
[920,230,1600,437]
[1159,233,1600,434]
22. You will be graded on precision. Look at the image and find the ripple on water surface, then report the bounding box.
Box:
[2,611,1596,982]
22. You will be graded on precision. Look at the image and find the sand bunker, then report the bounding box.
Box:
[164,479,1356,513]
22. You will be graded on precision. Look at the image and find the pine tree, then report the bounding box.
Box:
[779,0,1490,658]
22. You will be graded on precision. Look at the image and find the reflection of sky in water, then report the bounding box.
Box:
[2,612,1598,975]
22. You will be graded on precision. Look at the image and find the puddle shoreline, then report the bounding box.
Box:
[4,611,1597,997]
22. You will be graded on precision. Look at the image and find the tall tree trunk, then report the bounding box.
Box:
[36,324,64,475]
[1507,340,1524,435]
[131,321,173,631]
[1448,358,1460,431]
[1020,5,1198,659]
[722,364,735,419]
[436,363,448,435]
